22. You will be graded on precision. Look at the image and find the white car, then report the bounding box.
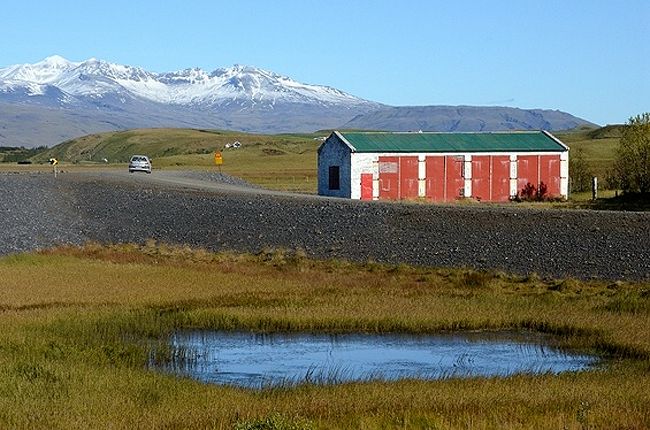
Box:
[128,155,152,174]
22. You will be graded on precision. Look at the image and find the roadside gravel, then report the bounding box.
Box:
[1,172,87,254]
[1,170,648,280]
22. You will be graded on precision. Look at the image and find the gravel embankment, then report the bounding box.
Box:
[1,171,649,280]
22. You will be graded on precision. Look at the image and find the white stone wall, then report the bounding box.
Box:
[350,153,378,199]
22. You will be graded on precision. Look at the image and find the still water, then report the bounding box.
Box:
[159,331,597,388]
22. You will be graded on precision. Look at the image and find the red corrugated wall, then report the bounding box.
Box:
[472,156,510,202]
[491,156,511,201]
[446,156,465,200]
[540,155,561,196]
[378,156,399,200]
[425,156,445,201]
[517,155,539,195]
[377,153,561,202]
[399,156,419,199]
[471,156,491,201]
[360,173,373,200]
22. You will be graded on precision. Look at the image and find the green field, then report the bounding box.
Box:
[0,243,648,429]
[555,125,621,184]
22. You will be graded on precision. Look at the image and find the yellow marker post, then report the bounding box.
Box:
[214,151,223,174]
[214,151,223,165]
[49,158,59,178]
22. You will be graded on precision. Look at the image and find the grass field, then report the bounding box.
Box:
[0,243,648,429]
[555,126,620,183]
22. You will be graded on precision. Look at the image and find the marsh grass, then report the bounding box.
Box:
[0,243,649,428]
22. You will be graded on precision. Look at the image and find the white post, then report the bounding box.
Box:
[418,155,426,198]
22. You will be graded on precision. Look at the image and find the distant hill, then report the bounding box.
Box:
[1,56,596,147]
[587,124,625,139]
[32,128,315,164]
[342,105,597,132]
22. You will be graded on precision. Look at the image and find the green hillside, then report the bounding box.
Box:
[34,128,326,192]
[587,124,626,139]
[555,125,621,182]
[33,128,318,163]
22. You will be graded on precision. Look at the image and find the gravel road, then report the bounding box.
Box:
[1,170,649,281]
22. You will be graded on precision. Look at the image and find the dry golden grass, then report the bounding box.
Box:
[0,243,648,429]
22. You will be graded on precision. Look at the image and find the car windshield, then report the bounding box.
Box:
[131,156,148,162]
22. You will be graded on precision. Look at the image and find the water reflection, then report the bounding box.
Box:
[158,331,597,388]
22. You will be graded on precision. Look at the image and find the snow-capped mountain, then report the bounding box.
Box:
[0,56,595,148]
[0,55,376,109]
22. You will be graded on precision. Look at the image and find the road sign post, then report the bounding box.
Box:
[49,158,59,178]
[214,151,223,173]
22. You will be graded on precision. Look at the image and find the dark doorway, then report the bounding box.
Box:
[329,166,340,190]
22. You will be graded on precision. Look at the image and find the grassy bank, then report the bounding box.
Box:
[0,243,648,429]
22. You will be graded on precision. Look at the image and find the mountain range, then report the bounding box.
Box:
[0,56,595,147]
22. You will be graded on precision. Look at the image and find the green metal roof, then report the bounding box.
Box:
[338,131,567,153]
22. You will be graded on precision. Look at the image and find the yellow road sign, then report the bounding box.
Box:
[214,151,223,165]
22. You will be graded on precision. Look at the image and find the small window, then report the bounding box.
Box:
[328,166,340,190]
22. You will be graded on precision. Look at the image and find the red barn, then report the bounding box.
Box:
[318,131,569,201]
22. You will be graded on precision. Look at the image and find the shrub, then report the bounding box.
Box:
[569,147,592,192]
[235,413,314,430]
[520,182,537,200]
[516,182,551,202]
[613,113,650,193]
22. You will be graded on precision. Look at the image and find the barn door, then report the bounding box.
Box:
[425,156,445,201]
[471,156,490,201]
[540,155,561,196]
[517,155,539,194]
[399,156,419,199]
[378,156,399,200]
[360,173,373,200]
[491,156,511,201]
[445,156,465,200]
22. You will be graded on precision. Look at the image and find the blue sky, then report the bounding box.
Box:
[1,0,648,125]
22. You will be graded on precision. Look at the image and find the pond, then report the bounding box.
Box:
[157,331,597,388]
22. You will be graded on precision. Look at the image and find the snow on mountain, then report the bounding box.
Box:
[0,55,377,109]
[0,55,596,148]
[0,55,79,83]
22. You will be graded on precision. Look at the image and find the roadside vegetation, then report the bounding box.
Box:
[0,243,648,429]
[0,145,47,163]
[612,113,650,194]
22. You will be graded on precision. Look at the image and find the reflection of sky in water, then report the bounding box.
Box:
[160,331,597,388]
